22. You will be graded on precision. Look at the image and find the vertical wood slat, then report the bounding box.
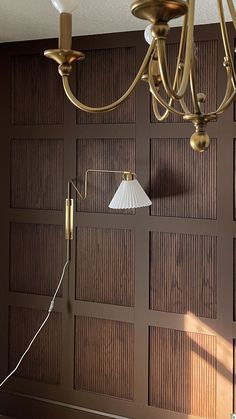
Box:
[150,232,217,318]
[10,223,64,297]
[11,54,64,125]
[76,227,135,307]
[234,139,236,221]
[74,317,134,400]
[150,138,217,219]
[76,138,135,214]
[76,47,136,124]
[11,139,64,210]
[151,40,218,123]
[8,306,62,385]
[149,327,217,418]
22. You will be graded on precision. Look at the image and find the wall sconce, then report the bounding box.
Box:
[0,169,151,387]
[65,169,152,253]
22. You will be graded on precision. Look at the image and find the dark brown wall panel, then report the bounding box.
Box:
[9,306,62,384]
[76,47,136,124]
[234,139,236,221]
[151,40,218,124]
[150,232,217,318]
[11,139,64,210]
[76,227,135,306]
[234,238,236,321]
[76,138,135,213]
[74,317,134,399]
[149,327,217,418]
[11,54,64,125]
[150,138,217,219]
[10,223,64,296]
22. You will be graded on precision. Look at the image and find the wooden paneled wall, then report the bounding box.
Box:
[0,24,235,419]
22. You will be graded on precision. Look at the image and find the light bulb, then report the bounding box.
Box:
[144,24,154,45]
[50,0,79,13]
[190,131,210,152]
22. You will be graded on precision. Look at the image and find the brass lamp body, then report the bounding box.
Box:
[45,0,236,152]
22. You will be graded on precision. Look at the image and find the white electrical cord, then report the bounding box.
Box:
[0,257,70,388]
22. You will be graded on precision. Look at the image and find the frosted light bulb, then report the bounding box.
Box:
[50,0,79,13]
[190,131,210,152]
[144,24,154,45]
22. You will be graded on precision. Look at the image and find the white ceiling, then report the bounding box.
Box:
[0,0,235,43]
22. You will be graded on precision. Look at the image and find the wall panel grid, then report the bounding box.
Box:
[1,24,234,419]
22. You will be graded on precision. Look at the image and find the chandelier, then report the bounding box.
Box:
[45,0,236,152]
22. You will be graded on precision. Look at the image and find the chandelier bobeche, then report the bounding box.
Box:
[45,0,236,152]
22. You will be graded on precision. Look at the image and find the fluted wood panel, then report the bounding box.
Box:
[151,40,218,123]
[150,232,217,318]
[10,223,64,296]
[9,306,62,384]
[150,138,217,218]
[234,238,236,321]
[11,54,64,125]
[234,340,236,410]
[11,139,64,210]
[76,47,136,124]
[149,327,217,418]
[76,227,135,306]
[234,139,236,221]
[76,138,135,213]
[74,317,134,399]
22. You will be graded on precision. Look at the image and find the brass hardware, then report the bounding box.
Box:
[44,49,85,65]
[65,198,74,240]
[46,0,236,151]
[130,0,188,24]
[184,113,217,152]
[151,22,170,39]
[123,172,135,181]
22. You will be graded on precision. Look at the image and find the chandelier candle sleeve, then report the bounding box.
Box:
[46,0,236,152]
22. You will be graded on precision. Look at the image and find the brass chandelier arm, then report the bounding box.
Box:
[148,51,187,117]
[149,75,185,116]
[207,63,235,116]
[215,88,236,115]
[152,95,171,121]
[217,0,236,89]
[226,0,236,30]
[156,0,195,100]
[62,39,156,113]
[189,64,202,114]
[149,12,191,121]
[151,66,191,121]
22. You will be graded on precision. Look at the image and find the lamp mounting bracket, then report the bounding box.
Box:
[131,0,188,24]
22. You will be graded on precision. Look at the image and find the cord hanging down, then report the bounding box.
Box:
[0,257,70,388]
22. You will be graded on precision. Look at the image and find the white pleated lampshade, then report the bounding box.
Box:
[109,179,152,210]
